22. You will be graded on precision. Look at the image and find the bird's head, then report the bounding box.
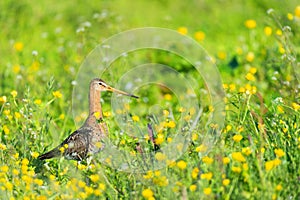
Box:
[91,78,139,98]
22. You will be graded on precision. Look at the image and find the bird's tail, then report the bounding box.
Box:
[38,148,60,160]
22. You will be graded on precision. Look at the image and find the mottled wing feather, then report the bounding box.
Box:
[61,128,92,161]
[39,124,103,161]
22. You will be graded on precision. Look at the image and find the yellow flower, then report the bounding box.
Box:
[13,64,21,74]
[34,178,43,186]
[245,73,256,81]
[276,184,282,191]
[192,133,198,141]
[36,196,47,200]
[167,160,176,168]
[202,156,213,164]
[194,31,205,42]
[264,26,272,36]
[265,160,274,171]
[233,134,243,142]
[93,111,101,119]
[0,144,7,150]
[154,170,161,176]
[21,165,28,174]
[30,61,40,71]
[250,86,257,94]
[132,115,140,122]
[274,148,285,158]
[232,152,246,162]
[31,152,39,159]
[13,153,19,159]
[195,144,207,152]
[273,158,281,166]
[90,174,100,183]
[231,166,242,173]
[142,188,153,198]
[249,67,257,74]
[11,90,18,98]
[246,52,255,62]
[155,133,164,145]
[287,13,293,20]
[295,5,300,17]
[245,19,257,29]
[229,84,236,92]
[99,183,106,191]
[163,110,169,117]
[242,147,252,156]
[34,99,42,105]
[14,42,24,52]
[94,189,102,196]
[203,187,212,195]
[191,167,199,179]
[243,163,249,171]
[155,152,166,161]
[218,51,227,60]
[165,121,176,128]
[3,125,10,135]
[85,186,94,195]
[276,29,282,36]
[22,158,29,166]
[59,147,65,153]
[292,102,300,111]
[279,46,285,54]
[164,94,172,100]
[189,184,197,192]
[223,157,230,165]
[78,180,86,188]
[0,96,7,103]
[277,105,284,113]
[201,172,213,180]
[59,114,65,120]
[79,192,87,199]
[236,47,243,55]
[153,176,168,187]
[12,169,19,176]
[52,90,62,98]
[223,179,230,186]
[143,171,153,179]
[3,110,10,116]
[178,107,185,112]
[177,160,187,170]
[177,27,188,35]
[239,87,246,93]
[5,182,13,191]
[14,112,21,119]
[1,165,9,173]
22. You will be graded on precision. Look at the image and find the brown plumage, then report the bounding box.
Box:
[38,78,138,161]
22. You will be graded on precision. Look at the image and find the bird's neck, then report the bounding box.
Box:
[88,86,102,120]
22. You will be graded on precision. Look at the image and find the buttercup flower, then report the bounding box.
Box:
[245,19,257,29]
[142,188,154,199]
[177,27,188,35]
[177,160,187,170]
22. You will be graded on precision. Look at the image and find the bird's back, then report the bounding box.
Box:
[38,123,104,161]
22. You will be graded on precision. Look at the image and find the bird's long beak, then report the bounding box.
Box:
[107,86,139,99]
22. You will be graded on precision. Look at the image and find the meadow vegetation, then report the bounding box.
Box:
[0,0,299,199]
